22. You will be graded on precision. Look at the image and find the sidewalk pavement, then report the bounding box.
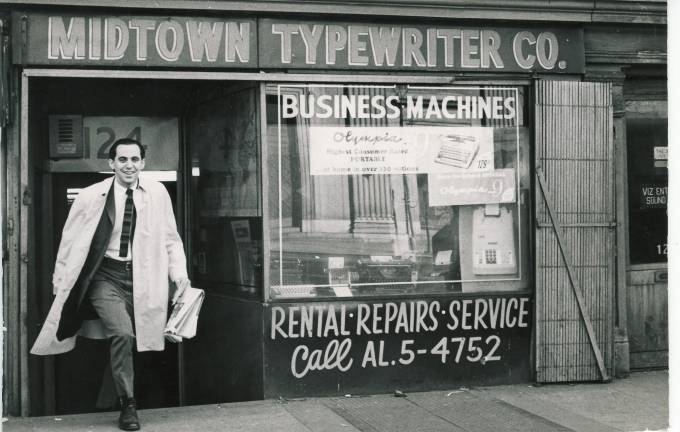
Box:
[4,370,668,432]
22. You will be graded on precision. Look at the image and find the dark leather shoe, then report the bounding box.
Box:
[118,397,141,431]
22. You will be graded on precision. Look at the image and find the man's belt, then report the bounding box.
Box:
[102,256,133,272]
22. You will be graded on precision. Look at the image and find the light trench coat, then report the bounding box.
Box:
[31,177,188,355]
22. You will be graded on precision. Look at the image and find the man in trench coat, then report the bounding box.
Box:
[31,138,190,431]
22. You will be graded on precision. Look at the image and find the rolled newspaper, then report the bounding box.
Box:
[164,287,205,340]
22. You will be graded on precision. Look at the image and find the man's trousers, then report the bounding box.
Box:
[89,259,135,398]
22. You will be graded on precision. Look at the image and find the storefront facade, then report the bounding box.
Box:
[0,0,666,417]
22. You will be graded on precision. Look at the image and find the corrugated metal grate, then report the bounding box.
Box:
[534,81,615,383]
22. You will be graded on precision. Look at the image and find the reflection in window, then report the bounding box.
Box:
[187,84,263,296]
[268,85,531,299]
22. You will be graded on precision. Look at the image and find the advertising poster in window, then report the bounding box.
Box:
[307,126,494,175]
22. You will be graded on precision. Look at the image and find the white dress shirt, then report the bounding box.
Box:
[105,180,138,261]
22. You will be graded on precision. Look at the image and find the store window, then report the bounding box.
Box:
[187,84,263,296]
[267,84,531,298]
[626,104,668,265]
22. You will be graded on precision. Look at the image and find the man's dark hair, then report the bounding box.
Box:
[108,138,146,160]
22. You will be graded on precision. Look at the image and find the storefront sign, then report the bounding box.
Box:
[282,90,517,121]
[308,126,493,175]
[265,296,532,393]
[13,13,257,67]
[639,183,667,209]
[13,12,584,74]
[261,19,584,73]
[428,169,517,206]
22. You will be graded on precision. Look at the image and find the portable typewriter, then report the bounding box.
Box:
[356,257,416,290]
[434,134,479,169]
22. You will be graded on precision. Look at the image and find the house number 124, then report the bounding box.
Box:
[85,126,143,159]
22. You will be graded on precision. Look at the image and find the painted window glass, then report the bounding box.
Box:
[267,84,531,298]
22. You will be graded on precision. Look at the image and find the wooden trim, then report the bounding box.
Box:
[586,52,667,65]
[258,82,269,398]
[0,84,6,416]
[259,82,270,303]
[584,24,667,67]
[19,69,446,82]
[4,67,21,416]
[19,71,29,416]
[614,89,629,332]
[20,68,534,86]
[628,263,668,272]
[0,0,667,24]
[592,0,667,24]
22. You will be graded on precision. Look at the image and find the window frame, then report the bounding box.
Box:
[264,81,534,301]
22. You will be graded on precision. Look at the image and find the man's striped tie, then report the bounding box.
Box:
[119,188,136,258]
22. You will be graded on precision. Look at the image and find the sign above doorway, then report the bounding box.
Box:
[13,13,585,74]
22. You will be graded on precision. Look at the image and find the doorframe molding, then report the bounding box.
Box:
[21,68,534,85]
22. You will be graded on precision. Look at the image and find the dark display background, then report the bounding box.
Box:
[627,117,668,264]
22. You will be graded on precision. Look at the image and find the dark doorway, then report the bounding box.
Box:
[28,77,265,416]
[30,78,190,415]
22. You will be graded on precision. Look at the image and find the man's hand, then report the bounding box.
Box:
[172,277,191,305]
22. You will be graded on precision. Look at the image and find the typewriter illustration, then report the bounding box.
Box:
[434,134,479,169]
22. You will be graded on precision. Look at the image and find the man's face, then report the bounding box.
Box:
[108,144,145,187]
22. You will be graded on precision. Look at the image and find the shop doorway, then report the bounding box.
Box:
[27,77,263,415]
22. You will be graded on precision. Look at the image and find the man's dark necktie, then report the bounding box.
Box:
[119,188,136,258]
